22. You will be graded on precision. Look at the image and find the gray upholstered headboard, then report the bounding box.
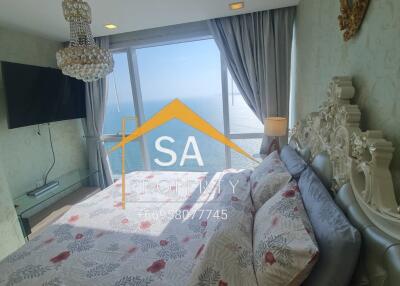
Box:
[290,77,400,286]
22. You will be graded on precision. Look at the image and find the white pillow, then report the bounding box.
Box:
[253,181,319,286]
[250,151,292,210]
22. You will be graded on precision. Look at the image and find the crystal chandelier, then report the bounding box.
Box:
[56,0,114,82]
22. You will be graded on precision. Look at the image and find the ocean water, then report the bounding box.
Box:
[103,96,261,175]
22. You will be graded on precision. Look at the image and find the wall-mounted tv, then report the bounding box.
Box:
[1,61,86,129]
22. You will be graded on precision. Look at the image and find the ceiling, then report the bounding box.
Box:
[0,0,299,41]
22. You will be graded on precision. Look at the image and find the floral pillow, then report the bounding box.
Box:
[253,181,319,286]
[250,151,292,210]
[189,170,258,286]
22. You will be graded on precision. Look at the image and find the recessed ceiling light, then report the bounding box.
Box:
[230,2,244,10]
[104,24,118,30]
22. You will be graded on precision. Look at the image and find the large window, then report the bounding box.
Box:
[103,38,263,176]
[136,40,225,172]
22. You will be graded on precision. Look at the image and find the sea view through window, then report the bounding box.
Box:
[103,39,263,177]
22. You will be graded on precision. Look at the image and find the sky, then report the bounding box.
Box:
[108,39,222,105]
[104,38,263,135]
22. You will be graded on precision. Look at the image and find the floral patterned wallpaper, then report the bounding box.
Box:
[294,0,400,202]
[0,162,24,261]
[0,27,88,199]
[0,26,88,259]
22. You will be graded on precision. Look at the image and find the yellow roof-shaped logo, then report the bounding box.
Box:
[111,99,257,163]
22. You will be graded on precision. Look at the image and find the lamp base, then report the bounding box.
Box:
[267,137,280,155]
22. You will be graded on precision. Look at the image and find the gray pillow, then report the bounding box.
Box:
[280,145,308,179]
[298,167,361,286]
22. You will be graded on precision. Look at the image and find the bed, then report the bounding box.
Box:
[0,170,252,285]
[0,77,399,286]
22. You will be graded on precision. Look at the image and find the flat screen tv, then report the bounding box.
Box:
[1,61,86,129]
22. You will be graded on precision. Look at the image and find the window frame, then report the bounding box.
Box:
[102,35,263,174]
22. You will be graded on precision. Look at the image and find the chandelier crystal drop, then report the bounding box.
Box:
[56,0,114,82]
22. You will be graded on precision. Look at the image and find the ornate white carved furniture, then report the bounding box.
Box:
[291,76,400,239]
[290,76,400,285]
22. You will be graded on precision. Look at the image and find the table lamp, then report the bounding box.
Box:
[264,117,288,154]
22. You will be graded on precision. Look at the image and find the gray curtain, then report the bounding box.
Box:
[209,7,296,154]
[84,37,113,189]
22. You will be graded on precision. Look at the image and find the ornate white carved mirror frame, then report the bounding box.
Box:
[290,77,400,239]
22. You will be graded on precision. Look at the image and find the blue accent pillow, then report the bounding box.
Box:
[298,167,361,286]
[280,145,307,179]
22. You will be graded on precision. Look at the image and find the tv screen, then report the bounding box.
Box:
[1,61,86,129]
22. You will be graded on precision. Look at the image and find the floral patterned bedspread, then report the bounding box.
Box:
[0,170,255,286]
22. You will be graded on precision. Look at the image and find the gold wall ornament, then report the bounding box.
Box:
[338,0,369,41]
